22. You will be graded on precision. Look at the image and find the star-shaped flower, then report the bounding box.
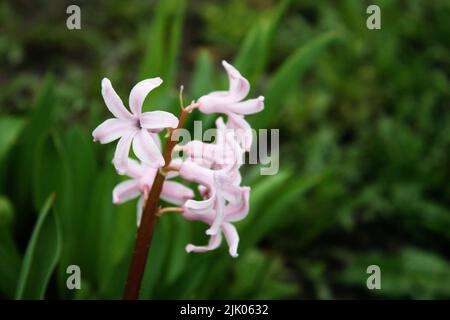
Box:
[93,77,178,173]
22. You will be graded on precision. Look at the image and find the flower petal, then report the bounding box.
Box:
[225,96,264,115]
[129,77,163,115]
[136,195,144,226]
[112,179,141,204]
[222,60,250,102]
[165,157,183,179]
[222,223,239,257]
[123,158,145,178]
[206,189,225,235]
[179,160,215,188]
[92,118,133,144]
[226,113,253,151]
[151,132,162,150]
[101,78,134,120]
[132,129,165,167]
[112,131,137,174]
[184,189,216,215]
[182,207,214,224]
[185,233,222,254]
[140,111,178,130]
[225,186,250,222]
[161,181,194,206]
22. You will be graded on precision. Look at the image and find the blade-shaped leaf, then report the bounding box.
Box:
[15,194,61,299]
[0,116,26,164]
[251,31,337,128]
[0,196,21,298]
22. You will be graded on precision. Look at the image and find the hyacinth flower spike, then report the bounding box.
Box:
[92,77,179,173]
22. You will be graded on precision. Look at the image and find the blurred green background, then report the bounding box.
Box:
[1,0,449,299]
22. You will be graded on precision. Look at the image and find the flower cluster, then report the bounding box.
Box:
[92,61,264,257]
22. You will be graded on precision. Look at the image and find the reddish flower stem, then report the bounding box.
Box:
[123,103,195,300]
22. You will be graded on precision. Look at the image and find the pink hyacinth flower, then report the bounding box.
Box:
[113,159,194,225]
[92,77,178,173]
[197,61,264,151]
[183,186,250,257]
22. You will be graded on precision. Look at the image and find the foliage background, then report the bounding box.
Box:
[0,0,449,299]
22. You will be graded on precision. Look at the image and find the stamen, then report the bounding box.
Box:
[179,85,185,111]
[159,165,181,177]
[157,207,184,216]
[185,101,200,113]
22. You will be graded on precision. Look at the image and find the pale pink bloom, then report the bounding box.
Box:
[183,186,250,257]
[179,160,246,236]
[113,159,194,225]
[197,61,264,150]
[93,77,178,173]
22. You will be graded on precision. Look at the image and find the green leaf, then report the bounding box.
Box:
[0,116,26,164]
[12,75,55,214]
[0,196,21,298]
[243,174,321,247]
[139,0,186,107]
[33,133,72,214]
[15,194,61,299]
[234,0,291,83]
[189,49,217,129]
[252,31,337,128]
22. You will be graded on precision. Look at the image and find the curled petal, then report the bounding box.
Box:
[185,233,222,254]
[92,118,134,144]
[132,129,165,167]
[222,60,250,102]
[101,78,134,120]
[226,186,250,222]
[112,180,141,204]
[112,131,136,174]
[129,77,163,115]
[227,113,253,151]
[225,96,264,115]
[182,206,213,224]
[161,181,194,206]
[184,189,216,215]
[222,223,239,257]
[140,111,178,130]
[206,189,224,235]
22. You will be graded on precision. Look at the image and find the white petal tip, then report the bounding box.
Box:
[185,244,194,253]
[206,228,218,236]
[101,78,111,87]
